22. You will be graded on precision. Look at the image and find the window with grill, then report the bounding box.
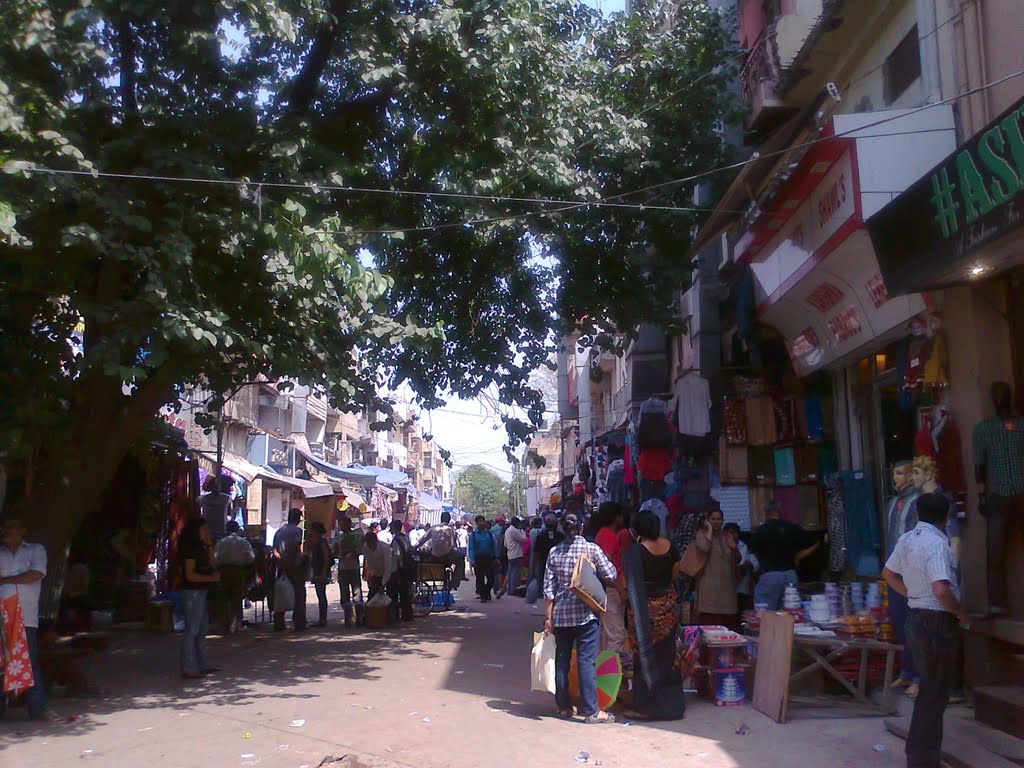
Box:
[884,26,921,105]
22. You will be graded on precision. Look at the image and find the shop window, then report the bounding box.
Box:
[884,26,921,105]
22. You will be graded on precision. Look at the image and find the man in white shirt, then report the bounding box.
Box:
[500,518,528,598]
[0,516,48,720]
[883,493,966,768]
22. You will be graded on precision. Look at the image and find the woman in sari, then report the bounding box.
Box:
[693,506,739,628]
[623,509,686,721]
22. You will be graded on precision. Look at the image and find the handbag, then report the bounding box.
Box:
[273,576,295,613]
[531,632,557,694]
[570,552,607,614]
[680,541,708,579]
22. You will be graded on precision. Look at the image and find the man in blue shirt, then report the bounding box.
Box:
[467,516,497,602]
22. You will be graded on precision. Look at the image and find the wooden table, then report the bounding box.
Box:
[787,634,902,716]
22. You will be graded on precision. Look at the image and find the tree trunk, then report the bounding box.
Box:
[12,375,175,617]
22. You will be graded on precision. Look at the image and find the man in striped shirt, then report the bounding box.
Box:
[883,492,967,768]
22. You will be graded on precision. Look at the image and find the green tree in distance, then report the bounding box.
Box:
[454,465,510,518]
[0,0,735,555]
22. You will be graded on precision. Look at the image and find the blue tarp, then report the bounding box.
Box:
[298,450,378,488]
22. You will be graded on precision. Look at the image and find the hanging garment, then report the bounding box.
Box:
[933,412,967,497]
[638,447,672,483]
[745,396,778,446]
[624,439,636,486]
[794,445,820,483]
[804,397,825,441]
[826,483,848,573]
[606,459,629,505]
[773,397,797,444]
[774,448,796,487]
[638,399,672,449]
[723,398,747,445]
[796,485,822,529]
[840,470,881,576]
[915,418,938,459]
[923,333,949,387]
[904,337,928,389]
[774,487,799,524]
[817,442,838,479]
[1,593,34,695]
[677,374,712,436]
[747,446,776,486]
[719,436,749,485]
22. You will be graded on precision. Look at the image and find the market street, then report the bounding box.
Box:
[1,583,909,768]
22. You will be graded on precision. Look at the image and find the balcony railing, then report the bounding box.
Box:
[740,27,781,106]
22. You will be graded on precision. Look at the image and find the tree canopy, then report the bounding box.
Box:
[0,0,736,545]
[453,465,509,518]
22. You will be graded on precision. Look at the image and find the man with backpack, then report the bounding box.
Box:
[468,515,497,601]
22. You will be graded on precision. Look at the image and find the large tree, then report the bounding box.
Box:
[0,0,736,554]
[453,465,509,518]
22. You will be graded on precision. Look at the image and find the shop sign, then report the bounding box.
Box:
[869,95,1024,294]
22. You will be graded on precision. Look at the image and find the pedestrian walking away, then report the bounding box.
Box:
[273,508,307,631]
[214,520,255,635]
[544,513,617,724]
[387,519,414,621]
[334,515,364,627]
[501,517,528,598]
[883,492,967,768]
[306,521,332,627]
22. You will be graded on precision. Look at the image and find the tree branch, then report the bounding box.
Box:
[118,16,139,120]
[286,0,355,113]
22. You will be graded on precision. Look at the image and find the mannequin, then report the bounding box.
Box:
[911,455,961,564]
[886,460,921,691]
[885,461,921,559]
[973,381,1024,617]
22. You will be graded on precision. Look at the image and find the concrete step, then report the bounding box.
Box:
[886,714,1021,768]
[976,685,1024,740]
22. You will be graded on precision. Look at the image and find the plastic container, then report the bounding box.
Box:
[713,668,747,706]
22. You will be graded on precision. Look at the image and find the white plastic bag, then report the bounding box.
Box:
[366,593,392,607]
[531,631,557,694]
[273,577,295,613]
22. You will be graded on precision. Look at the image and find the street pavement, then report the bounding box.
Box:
[1,582,912,768]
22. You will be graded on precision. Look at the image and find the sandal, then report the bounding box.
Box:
[585,712,616,725]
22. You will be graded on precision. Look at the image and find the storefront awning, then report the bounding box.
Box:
[297,449,378,488]
[417,492,444,511]
[350,463,415,490]
[744,108,957,375]
[216,452,334,497]
[869,95,1024,294]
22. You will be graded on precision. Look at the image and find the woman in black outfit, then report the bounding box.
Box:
[623,509,686,720]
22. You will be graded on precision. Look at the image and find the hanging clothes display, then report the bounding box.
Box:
[637,447,672,483]
[825,478,848,573]
[718,436,749,485]
[637,398,672,449]
[839,470,881,576]
[745,396,777,446]
[774,487,799,524]
[723,398,747,445]
[794,445,820,483]
[773,447,796,487]
[748,487,774,530]
[677,374,712,436]
[804,397,825,441]
[747,446,775,486]
[773,396,797,444]
[796,485,822,529]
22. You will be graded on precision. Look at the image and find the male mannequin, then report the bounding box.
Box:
[912,455,961,564]
[886,461,920,559]
[973,382,1024,617]
[886,460,921,691]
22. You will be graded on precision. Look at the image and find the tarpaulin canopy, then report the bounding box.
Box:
[417,492,444,511]
[298,450,378,488]
[349,463,415,490]
[217,453,334,498]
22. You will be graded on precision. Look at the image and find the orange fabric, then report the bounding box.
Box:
[1,593,34,695]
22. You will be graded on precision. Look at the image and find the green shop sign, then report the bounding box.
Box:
[869,95,1024,295]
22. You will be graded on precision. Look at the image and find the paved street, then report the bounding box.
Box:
[1,582,911,768]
